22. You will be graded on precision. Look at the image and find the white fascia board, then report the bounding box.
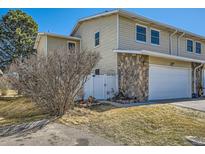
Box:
[113,49,143,55]
[40,32,81,40]
[78,9,119,23]
[113,49,205,64]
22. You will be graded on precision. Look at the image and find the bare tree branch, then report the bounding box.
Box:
[9,47,100,116]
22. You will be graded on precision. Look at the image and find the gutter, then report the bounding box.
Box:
[177,32,185,56]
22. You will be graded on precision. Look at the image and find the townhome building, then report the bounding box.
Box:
[34,9,205,101]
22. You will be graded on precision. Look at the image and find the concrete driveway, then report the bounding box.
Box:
[107,98,205,112]
[172,99,205,112]
[0,122,118,146]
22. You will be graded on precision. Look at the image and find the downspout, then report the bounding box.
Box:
[202,65,204,94]
[170,30,177,55]
[116,13,119,49]
[177,32,185,56]
[193,63,204,95]
[80,39,82,52]
[116,13,119,93]
[201,65,204,95]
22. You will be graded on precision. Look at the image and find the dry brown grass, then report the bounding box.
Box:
[60,103,205,145]
[0,89,18,96]
[60,104,115,125]
[0,97,49,126]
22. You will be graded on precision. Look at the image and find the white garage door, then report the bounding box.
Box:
[149,64,191,100]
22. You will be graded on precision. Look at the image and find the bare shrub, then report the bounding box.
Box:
[10,48,100,116]
[0,77,10,96]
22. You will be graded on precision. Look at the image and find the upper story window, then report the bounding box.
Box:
[95,32,100,47]
[151,29,160,45]
[187,40,193,52]
[136,25,146,42]
[196,42,201,54]
[68,42,76,53]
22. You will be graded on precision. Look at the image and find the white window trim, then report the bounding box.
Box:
[135,24,147,44]
[195,41,202,55]
[67,41,77,53]
[186,39,194,52]
[150,28,160,46]
[94,31,100,48]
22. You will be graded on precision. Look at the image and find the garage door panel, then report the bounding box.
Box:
[149,65,191,100]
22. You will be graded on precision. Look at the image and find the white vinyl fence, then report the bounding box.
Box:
[83,74,118,100]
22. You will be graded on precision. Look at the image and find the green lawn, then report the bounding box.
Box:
[60,103,205,145]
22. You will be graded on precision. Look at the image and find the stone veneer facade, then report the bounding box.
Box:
[118,54,204,101]
[191,62,203,96]
[117,53,149,102]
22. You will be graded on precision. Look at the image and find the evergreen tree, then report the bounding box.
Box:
[0,10,38,69]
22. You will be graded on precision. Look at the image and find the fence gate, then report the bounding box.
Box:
[83,75,118,100]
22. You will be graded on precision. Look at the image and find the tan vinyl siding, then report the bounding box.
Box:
[149,56,191,68]
[171,35,178,56]
[47,36,80,53]
[178,38,205,60]
[37,35,47,57]
[119,16,170,54]
[119,15,205,61]
[73,14,118,75]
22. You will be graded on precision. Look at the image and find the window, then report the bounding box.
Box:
[136,25,146,42]
[196,42,201,54]
[187,40,193,52]
[95,32,100,47]
[68,42,76,53]
[151,29,160,45]
[95,69,100,75]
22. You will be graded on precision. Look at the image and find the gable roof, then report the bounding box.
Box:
[71,9,205,41]
[34,32,81,49]
[70,9,118,36]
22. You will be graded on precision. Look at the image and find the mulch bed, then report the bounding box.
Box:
[113,99,146,104]
[76,102,102,108]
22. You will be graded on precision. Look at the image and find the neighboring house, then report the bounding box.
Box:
[34,33,81,57]
[34,9,205,101]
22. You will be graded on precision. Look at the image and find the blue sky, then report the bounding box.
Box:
[0,8,205,36]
